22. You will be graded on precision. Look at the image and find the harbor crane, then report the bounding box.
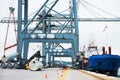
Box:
[1,0,120,69]
[17,0,79,68]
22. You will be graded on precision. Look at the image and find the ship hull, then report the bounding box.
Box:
[88,54,120,76]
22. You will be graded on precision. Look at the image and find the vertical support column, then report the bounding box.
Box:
[17,0,23,63]
[42,11,46,65]
[69,0,73,33]
[24,0,28,27]
[42,20,46,33]
[72,0,79,53]
[48,53,51,67]
[48,17,51,33]
[23,41,29,64]
[48,43,52,66]
[52,55,54,66]
[42,43,46,66]
[23,0,28,65]
[73,0,79,37]
[72,42,76,65]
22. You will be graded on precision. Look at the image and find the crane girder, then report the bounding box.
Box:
[1,18,120,23]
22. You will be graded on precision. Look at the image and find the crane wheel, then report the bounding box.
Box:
[1,62,7,69]
[13,63,19,69]
[7,62,13,69]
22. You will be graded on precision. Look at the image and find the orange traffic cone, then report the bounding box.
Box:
[45,74,48,79]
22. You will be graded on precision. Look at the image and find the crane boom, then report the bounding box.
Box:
[1,18,120,23]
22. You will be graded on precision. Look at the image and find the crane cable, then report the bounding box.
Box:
[80,2,99,18]
[3,7,17,56]
[81,0,119,18]
[80,1,105,18]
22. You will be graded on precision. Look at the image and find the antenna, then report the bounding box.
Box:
[103,25,109,53]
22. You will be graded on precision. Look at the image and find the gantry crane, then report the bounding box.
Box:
[16,0,79,67]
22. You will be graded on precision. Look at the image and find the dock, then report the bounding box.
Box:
[0,68,119,80]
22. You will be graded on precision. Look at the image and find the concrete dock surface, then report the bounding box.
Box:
[0,68,120,80]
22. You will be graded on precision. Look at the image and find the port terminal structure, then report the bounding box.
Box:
[16,0,79,67]
[1,0,120,68]
[16,0,120,68]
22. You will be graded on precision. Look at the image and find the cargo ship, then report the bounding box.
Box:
[80,40,120,76]
[88,46,120,76]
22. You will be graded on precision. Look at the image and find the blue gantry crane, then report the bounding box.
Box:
[17,0,79,67]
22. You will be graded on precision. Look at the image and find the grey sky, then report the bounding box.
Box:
[0,0,120,58]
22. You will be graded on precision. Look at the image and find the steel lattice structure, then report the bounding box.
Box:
[17,0,79,66]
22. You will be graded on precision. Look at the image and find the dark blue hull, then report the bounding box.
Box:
[88,54,120,75]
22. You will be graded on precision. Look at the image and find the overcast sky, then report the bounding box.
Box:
[0,0,120,58]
